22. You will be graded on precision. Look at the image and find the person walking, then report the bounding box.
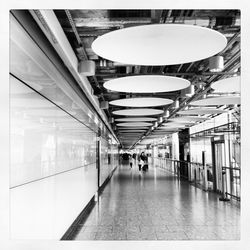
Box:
[140,152,148,171]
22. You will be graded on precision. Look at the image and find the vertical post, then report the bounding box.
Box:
[97,129,101,189]
[188,162,191,182]
[202,151,208,191]
[219,169,230,201]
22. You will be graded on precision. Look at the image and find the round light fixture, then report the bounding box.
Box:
[190,96,240,106]
[115,117,157,122]
[118,127,148,130]
[177,108,227,115]
[119,129,145,134]
[104,75,190,93]
[113,108,164,116]
[110,97,173,107]
[211,76,240,93]
[156,127,180,131]
[92,24,227,65]
[163,123,187,128]
[168,116,210,122]
[117,122,153,127]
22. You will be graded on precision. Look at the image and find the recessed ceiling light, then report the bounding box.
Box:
[117,122,153,127]
[92,24,227,65]
[211,76,240,93]
[113,109,164,116]
[110,97,173,107]
[190,96,240,106]
[104,75,190,93]
[115,117,157,122]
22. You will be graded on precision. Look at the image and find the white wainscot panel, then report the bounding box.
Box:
[10,163,97,239]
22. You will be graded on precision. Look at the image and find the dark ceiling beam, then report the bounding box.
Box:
[218,31,240,56]
[95,71,237,77]
[65,10,88,60]
[65,10,115,125]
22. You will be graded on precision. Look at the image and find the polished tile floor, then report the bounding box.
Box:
[73,163,240,240]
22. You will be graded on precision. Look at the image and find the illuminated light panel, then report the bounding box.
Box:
[190,96,240,106]
[113,109,164,116]
[168,116,210,122]
[92,24,227,65]
[104,75,190,93]
[110,97,173,107]
[177,108,227,115]
[211,76,240,93]
[117,122,153,127]
[115,117,157,122]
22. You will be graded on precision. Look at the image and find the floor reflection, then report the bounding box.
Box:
[73,163,240,240]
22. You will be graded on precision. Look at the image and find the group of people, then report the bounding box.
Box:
[129,152,148,171]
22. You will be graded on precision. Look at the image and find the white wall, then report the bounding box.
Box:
[10,77,99,239]
[100,137,115,186]
[10,163,97,239]
[10,76,120,239]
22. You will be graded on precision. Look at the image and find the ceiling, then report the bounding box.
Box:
[53,9,240,149]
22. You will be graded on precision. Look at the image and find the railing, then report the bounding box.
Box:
[149,157,240,201]
[222,166,241,201]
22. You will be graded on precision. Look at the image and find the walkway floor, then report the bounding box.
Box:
[73,163,240,240]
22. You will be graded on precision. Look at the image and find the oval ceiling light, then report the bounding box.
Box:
[92,24,227,66]
[117,122,153,127]
[119,129,146,134]
[190,96,240,106]
[177,108,227,115]
[119,133,144,135]
[168,116,210,122]
[211,76,240,93]
[163,123,187,128]
[113,108,164,116]
[110,97,173,107]
[104,75,190,93]
[118,127,148,130]
[115,117,157,122]
[156,127,180,131]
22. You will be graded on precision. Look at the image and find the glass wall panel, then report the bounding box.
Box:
[10,75,97,187]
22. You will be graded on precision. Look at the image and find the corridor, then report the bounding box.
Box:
[73,163,240,240]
